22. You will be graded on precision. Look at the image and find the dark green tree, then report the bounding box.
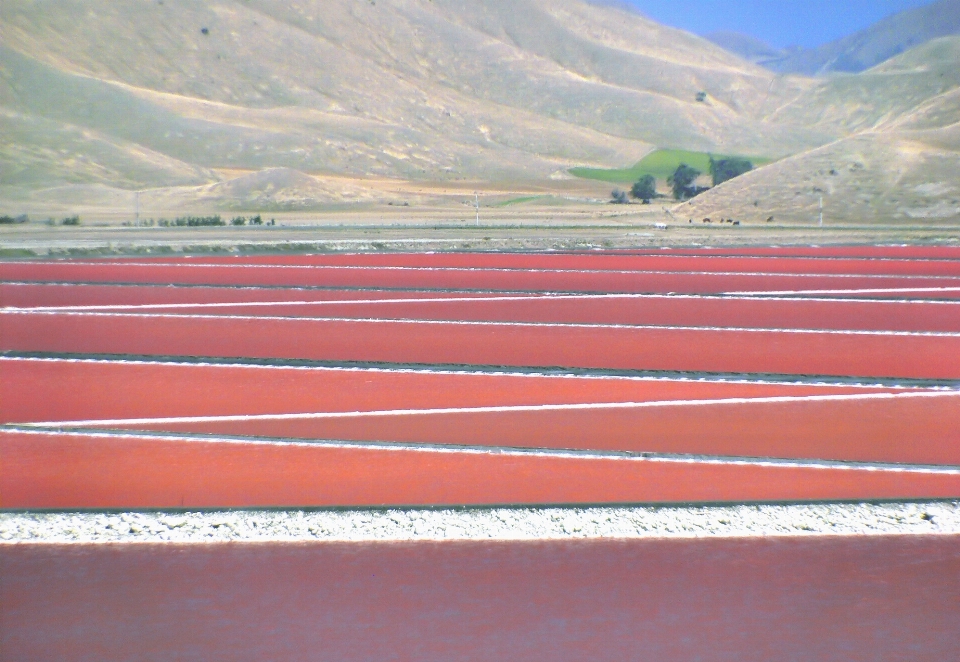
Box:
[630,175,657,203]
[709,157,753,186]
[669,164,701,201]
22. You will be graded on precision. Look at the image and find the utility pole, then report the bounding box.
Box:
[819,196,823,227]
[475,192,480,226]
[135,191,140,227]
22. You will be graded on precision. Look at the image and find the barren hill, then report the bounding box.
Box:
[679,38,960,226]
[0,0,817,187]
[0,0,957,222]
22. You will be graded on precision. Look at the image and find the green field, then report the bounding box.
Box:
[569,149,770,183]
[492,195,544,207]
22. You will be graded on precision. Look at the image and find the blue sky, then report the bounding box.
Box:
[625,0,933,48]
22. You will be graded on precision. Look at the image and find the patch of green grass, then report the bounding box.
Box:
[493,196,544,207]
[569,149,770,183]
[0,249,38,258]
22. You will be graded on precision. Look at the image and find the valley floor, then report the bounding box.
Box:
[3,210,959,257]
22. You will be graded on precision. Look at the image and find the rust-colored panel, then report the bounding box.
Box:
[94,251,960,275]
[106,296,960,332]
[7,360,951,466]
[4,312,959,379]
[3,537,960,661]
[3,261,960,295]
[0,283,506,308]
[123,392,960,467]
[3,431,960,509]
[0,358,896,425]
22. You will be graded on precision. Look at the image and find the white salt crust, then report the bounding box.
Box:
[2,502,959,544]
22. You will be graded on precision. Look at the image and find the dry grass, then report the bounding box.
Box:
[0,1,958,226]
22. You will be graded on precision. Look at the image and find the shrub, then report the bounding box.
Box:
[250,214,263,225]
[165,215,225,227]
[187,215,223,227]
[231,216,247,226]
[61,215,80,226]
[610,189,628,204]
[630,175,657,203]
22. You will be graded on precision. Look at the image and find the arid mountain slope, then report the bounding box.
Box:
[1,0,822,192]
[0,0,957,222]
[767,37,960,135]
[680,39,960,225]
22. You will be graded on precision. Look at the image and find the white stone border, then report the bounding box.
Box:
[3,502,959,544]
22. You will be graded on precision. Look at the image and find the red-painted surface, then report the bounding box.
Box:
[0,537,960,662]
[3,250,959,510]
[91,252,960,275]
[4,431,960,509]
[117,393,960,466]
[4,311,959,379]
[0,358,895,424]
[4,251,960,662]
[6,359,954,465]
[6,283,959,332]
[0,283,514,308]
[66,295,960,332]
[3,260,960,295]
[4,537,960,662]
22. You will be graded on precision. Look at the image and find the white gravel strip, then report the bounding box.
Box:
[2,502,959,544]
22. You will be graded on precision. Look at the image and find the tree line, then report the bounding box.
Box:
[612,157,753,204]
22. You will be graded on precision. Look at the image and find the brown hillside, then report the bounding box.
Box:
[0,0,822,189]
[678,40,960,226]
[1,0,956,222]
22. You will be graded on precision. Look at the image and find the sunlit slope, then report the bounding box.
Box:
[768,38,960,135]
[679,132,960,225]
[0,43,657,188]
[0,107,215,189]
[0,0,827,191]
[680,40,960,226]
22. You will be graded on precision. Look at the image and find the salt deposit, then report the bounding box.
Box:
[3,501,958,544]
